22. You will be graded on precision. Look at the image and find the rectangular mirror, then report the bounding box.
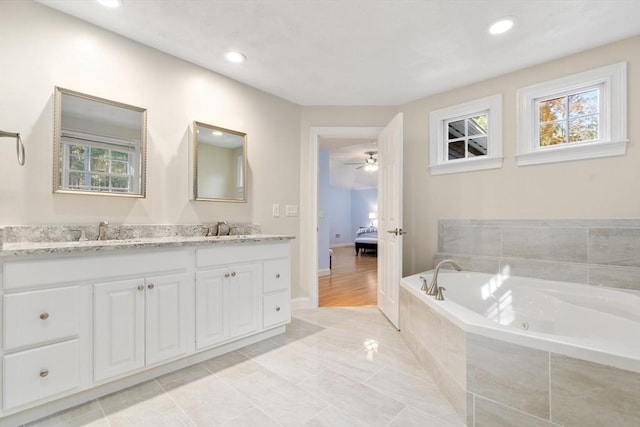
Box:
[193,121,247,202]
[54,87,147,197]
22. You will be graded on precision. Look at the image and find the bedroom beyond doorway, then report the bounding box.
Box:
[319,246,377,307]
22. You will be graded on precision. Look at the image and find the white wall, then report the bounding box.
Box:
[0,2,301,293]
[401,36,640,276]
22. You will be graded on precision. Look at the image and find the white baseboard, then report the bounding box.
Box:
[330,243,355,248]
[291,297,315,310]
[318,268,331,277]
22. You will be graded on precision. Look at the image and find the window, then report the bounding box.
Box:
[429,94,502,175]
[60,130,140,193]
[516,62,627,165]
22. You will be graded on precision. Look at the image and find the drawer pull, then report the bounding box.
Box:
[137,284,144,291]
[39,369,49,378]
[231,272,236,277]
[40,312,50,320]
[276,273,281,279]
[148,283,155,290]
[224,273,230,278]
[276,306,281,312]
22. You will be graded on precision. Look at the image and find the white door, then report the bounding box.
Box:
[377,113,404,329]
[94,278,145,381]
[145,273,189,365]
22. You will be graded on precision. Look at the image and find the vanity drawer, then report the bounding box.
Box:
[263,291,290,328]
[4,286,80,350]
[263,259,290,293]
[3,339,80,410]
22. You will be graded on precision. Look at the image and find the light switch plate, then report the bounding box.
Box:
[285,204,298,217]
[272,204,280,217]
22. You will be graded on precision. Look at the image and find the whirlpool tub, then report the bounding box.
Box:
[399,270,640,426]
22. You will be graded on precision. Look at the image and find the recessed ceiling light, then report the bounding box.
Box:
[489,17,515,35]
[225,51,246,64]
[96,0,122,8]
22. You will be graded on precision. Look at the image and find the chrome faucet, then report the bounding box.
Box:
[97,221,108,240]
[419,276,428,291]
[426,259,462,296]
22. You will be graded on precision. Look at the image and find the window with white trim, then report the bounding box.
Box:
[429,94,503,175]
[516,62,627,166]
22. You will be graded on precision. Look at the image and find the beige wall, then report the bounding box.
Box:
[0,1,301,289]
[401,36,640,275]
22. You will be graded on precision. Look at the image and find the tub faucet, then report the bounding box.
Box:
[98,221,108,240]
[427,259,462,296]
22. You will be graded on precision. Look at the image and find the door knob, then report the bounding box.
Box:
[386,228,407,236]
[148,283,155,290]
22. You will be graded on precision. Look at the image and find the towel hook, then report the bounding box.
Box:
[0,130,25,166]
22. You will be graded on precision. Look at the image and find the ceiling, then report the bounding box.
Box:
[320,138,379,190]
[38,0,640,106]
[37,0,640,190]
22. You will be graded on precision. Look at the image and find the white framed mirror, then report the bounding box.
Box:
[193,121,247,202]
[53,87,147,197]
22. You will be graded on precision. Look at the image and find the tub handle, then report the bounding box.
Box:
[435,287,446,301]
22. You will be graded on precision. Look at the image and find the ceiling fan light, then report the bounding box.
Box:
[364,164,378,172]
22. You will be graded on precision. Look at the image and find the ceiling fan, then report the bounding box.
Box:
[344,151,378,171]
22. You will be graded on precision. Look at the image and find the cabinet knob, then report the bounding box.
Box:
[224,273,230,278]
[40,312,50,320]
[148,283,155,290]
[276,273,281,279]
[231,272,236,277]
[276,306,281,312]
[40,369,49,378]
[137,284,144,291]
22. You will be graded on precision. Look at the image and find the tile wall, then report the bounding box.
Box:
[435,219,640,291]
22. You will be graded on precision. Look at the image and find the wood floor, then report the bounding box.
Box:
[319,246,377,307]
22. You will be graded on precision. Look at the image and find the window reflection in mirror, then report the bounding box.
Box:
[54,87,147,197]
[193,121,247,202]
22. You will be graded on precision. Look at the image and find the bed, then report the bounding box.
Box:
[354,226,378,255]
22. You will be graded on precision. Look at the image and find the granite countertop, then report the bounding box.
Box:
[0,234,295,257]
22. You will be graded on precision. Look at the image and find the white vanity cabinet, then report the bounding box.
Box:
[263,259,291,328]
[94,273,189,382]
[194,242,291,350]
[0,236,292,426]
[195,264,261,349]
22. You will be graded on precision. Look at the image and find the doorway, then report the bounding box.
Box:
[303,127,382,309]
[317,136,379,307]
[302,114,404,328]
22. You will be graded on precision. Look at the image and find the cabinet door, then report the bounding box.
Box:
[228,263,261,339]
[94,279,145,382]
[195,268,228,349]
[145,273,189,366]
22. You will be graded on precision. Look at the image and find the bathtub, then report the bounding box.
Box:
[401,270,640,373]
[399,270,640,426]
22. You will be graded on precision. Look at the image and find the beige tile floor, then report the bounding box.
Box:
[26,307,464,427]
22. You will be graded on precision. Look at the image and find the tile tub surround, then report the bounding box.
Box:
[436,219,640,291]
[399,287,640,427]
[23,307,464,427]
